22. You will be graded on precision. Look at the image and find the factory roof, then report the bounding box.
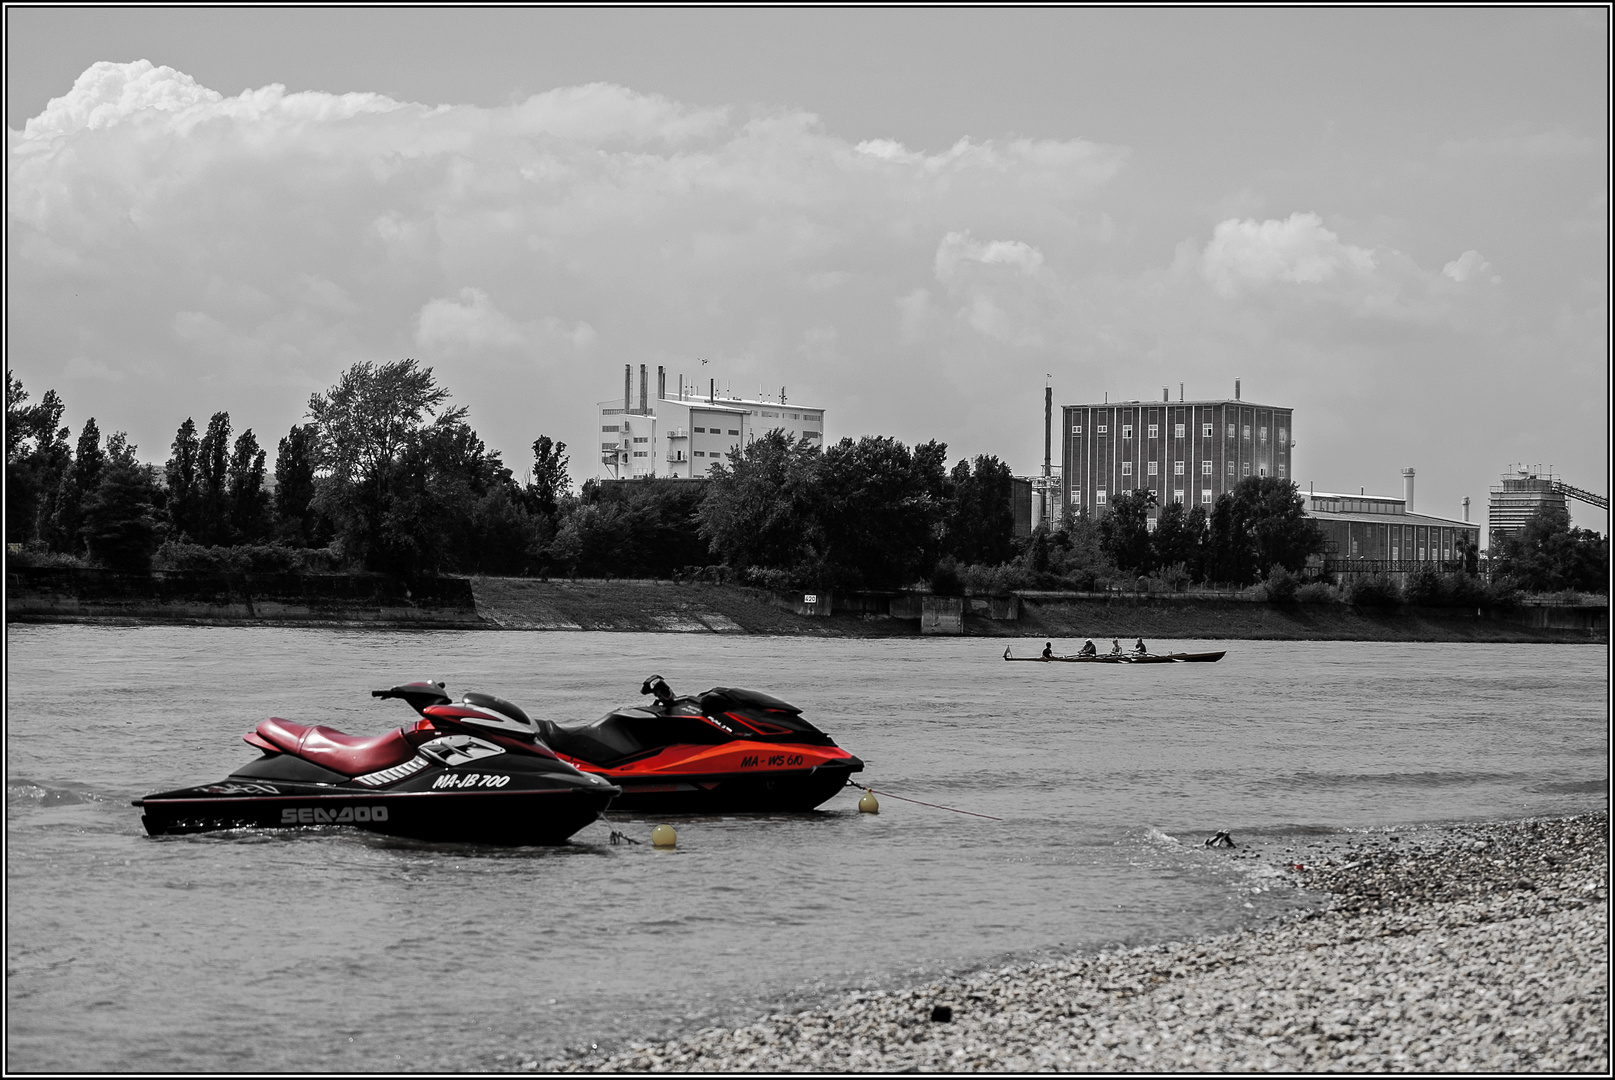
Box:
[1064,398,1287,410]
[1305,507,1477,529]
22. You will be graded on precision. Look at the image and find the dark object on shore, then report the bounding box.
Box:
[1205,831,1237,848]
[134,681,619,844]
[1003,646,1226,664]
[930,1005,953,1023]
[530,676,864,814]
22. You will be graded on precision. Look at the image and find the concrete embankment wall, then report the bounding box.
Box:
[6,567,482,628]
[5,569,1605,642]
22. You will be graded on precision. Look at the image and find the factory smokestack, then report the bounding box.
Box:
[639,365,648,414]
[1402,467,1416,512]
[658,365,665,402]
[624,364,631,413]
[1463,496,1470,522]
[1234,378,1241,401]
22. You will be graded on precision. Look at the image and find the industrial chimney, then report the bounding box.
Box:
[623,364,631,413]
[1163,387,1169,402]
[658,365,666,402]
[1402,467,1416,512]
[1042,385,1052,526]
[639,365,648,414]
[1234,378,1241,401]
[1463,496,1470,522]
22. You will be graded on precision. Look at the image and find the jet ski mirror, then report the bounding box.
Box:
[640,674,676,708]
[371,680,453,716]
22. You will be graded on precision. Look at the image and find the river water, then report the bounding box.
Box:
[5,626,1607,1071]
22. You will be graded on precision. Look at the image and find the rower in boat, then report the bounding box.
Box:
[1078,639,1097,657]
[1041,642,1055,660]
[1108,639,1122,657]
[1133,637,1148,656]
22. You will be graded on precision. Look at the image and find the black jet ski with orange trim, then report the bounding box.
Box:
[530,675,864,814]
[134,682,619,844]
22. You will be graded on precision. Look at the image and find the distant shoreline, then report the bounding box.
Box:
[5,568,1606,643]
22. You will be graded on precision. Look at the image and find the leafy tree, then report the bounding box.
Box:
[164,418,202,542]
[1491,505,1608,594]
[195,411,233,546]
[305,359,465,573]
[810,435,948,590]
[698,430,822,576]
[273,423,322,546]
[1151,502,1209,582]
[82,432,161,571]
[551,479,708,578]
[45,417,105,554]
[527,435,572,518]
[6,371,70,547]
[1204,477,1325,586]
[944,454,1018,566]
[1098,489,1158,577]
[228,428,272,544]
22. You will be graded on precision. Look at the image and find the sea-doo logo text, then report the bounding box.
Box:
[202,783,280,795]
[431,773,512,790]
[281,806,389,824]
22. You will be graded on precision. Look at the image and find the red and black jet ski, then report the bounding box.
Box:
[134,681,620,845]
[530,675,864,814]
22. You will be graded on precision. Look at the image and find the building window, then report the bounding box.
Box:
[1277,464,1286,478]
[728,429,739,436]
[1072,424,1081,434]
[1202,423,1213,438]
[633,437,648,444]
[1259,426,1267,442]
[693,426,705,433]
[1174,461,1185,476]
[1201,461,1212,475]
[1122,424,1133,439]
[693,450,705,457]
[1147,461,1158,476]
[1242,462,1251,475]
[1226,461,1235,475]
[1122,462,1133,476]
[1278,426,1287,443]
[1174,423,1185,438]
[1242,425,1251,440]
[633,451,647,458]
[1201,491,1213,504]
[1258,466,1268,477]
[1173,490,1185,504]
[601,425,619,432]
[1096,490,1107,505]
[1148,424,1158,439]
[1097,424,1108,435]
[1227,424,1235,438]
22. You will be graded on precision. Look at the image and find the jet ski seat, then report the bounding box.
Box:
[254,717,417,777]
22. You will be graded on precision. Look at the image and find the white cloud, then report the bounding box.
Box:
[1442,249,1495,283]
[934,231,1045,284]
[1199,212,1377,297]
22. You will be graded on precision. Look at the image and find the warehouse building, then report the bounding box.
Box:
[598,364,825,479]
[1305,468,1480,580]
[1060,380,1293,520]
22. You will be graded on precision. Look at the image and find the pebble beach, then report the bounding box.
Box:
[539,811,1608,1073]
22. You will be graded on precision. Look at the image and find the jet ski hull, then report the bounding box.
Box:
[580,754,865,815]
[136,752,619,845]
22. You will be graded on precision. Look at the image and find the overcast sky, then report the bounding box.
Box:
[7,7,1608,540]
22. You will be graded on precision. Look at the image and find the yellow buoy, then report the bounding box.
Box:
[858,789,879,814]
[650,823,677,848]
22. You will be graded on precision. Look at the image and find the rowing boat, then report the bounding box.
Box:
[1002,647,1225,664]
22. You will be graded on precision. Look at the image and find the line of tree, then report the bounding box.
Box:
[8,365,1605,596]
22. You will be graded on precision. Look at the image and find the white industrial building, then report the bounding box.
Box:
[598,364,825,479]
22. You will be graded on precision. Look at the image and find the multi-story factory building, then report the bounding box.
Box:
[1060,381,1292,519]
[1487,467,1568,545]
[598,364,825,479]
